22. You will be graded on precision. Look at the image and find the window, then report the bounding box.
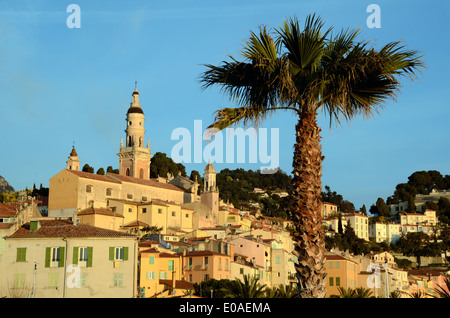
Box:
[159,272,168,279]
[106,188,112,196]
[14,274,25,289]
[128,208,132,213]
[142,208,147,213]
[113,273,123,287]
[86,185,92,193]
[329,277,334,286]
[172,211,176,217]
[142,196,147,202]
[110,247,128,261]
[329,262,333,269]
[240,268,244,275]
[168,260,174,271]
[158,209,162,214]
[79,273,87,287]
[48,273,59,288]
[16,248,26,262]
[275,257,280,264]
[336,277,341,286]
[146,272,156,279]
[127,194,133,199]
[204,257,209,270]
[149,256,154,264]
[74,247,93,267]
[335,262,340,269]
[51,247,61,266]
[185,214,189,218]
[45,247,65,268]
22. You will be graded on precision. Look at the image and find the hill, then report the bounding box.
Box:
[0,175,15,194]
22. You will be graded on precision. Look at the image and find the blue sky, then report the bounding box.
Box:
[0,0,449,210]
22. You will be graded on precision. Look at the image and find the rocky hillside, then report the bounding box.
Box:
[0,175,15,193]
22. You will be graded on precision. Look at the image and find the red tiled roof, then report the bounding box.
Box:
[107,173,186,192]
[140,248,159,254]
[0,223,14,229]
[66,169,121,183]
[77,208,124,218]
[0,203,16,217]
[66,169,186,192]
[138,241,159,247]
[185,250,228,257]
[123,220,149,227]
[159,279,194,290]
[7,219,137,238]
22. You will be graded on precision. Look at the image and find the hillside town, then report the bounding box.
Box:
[0,88,448,299]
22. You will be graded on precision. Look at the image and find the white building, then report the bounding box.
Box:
[343,213,369,241]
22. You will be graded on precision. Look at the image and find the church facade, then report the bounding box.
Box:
[48,87,219,235]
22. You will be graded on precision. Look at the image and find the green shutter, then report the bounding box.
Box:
[87,247,93,267]
[59,246,65,267]
[124,247,128,261]
[109,247,114,260]
[73,247,79,265]
[45,247,51,267]
[16,248,26,262]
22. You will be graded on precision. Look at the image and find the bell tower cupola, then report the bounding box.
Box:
[117,84,152,179]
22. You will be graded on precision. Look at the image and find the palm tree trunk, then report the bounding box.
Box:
[291,110,327,298]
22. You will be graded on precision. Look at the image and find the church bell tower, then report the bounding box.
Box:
[117,85,152,179]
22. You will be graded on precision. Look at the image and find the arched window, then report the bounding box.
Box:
[139,169,144,179]
[126,168,130,176]
[128,136,132,147]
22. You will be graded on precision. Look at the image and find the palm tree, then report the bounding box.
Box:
[431,276,450,298]
[200,14,424,298]
[353,287,374,298]
[337,287,356,298]
[223,274,266,298]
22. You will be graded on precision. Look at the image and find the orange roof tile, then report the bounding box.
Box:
[7,219,137,238]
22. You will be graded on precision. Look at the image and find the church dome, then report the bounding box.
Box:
[70,146,78,157]
[127,107,144,114]
[205,162,215,173]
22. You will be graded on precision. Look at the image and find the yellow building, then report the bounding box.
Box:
[321,202,339,218]
[139,247,193,298]
[324,253,359,297]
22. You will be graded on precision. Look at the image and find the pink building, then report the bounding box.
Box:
[183,249,233,284]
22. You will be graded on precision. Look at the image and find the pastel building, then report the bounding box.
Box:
[321,202,339,218]
[0,219,138,298]
[139,247,193,298]
[324,253,359,298]
[183,250,233,284]
[343,213,369,241]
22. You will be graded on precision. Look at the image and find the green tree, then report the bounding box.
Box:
[149,152,186,179]
[96,168,105,175]
[222,274,266,298]
[82,164,94,173]
[200,14,423,297]
[360,204,367,215]
[371,198,389,217]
